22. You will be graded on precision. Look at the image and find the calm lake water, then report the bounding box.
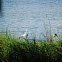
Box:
[0,0,62,40]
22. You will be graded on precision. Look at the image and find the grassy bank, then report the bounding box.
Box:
[0,32,62,62]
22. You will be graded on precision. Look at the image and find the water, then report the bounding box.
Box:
[0,0,62,40]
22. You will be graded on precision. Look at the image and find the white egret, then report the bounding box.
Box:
[21,27,29,38]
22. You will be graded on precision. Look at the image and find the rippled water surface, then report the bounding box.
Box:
[0,0,62,39]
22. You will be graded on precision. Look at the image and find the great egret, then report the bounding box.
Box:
[21,27,29,38]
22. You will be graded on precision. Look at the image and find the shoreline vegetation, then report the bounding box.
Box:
[0,30,62,62]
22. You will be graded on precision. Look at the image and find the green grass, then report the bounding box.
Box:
[0,31,62,62]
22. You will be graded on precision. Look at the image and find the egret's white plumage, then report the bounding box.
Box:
[21,27,29,38]
[21,30,27,37]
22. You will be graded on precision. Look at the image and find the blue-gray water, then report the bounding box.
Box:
[0,0,62,40]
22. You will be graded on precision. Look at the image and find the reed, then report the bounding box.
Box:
[0,29,62,62]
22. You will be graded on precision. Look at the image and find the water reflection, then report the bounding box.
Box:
[0,0,3,17]
[0,0,2,12]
